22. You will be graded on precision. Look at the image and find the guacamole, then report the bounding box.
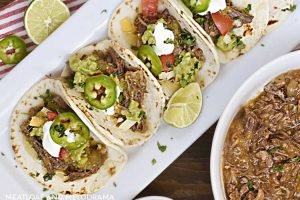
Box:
[120,100,144,122]
[174,51,202,87]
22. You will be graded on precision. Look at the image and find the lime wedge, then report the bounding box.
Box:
[164,82,202,128]
[24,0,70,44]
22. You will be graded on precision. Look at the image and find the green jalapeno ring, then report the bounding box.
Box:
[0,35,27,64]
[50,112,90,150]
[84,75,117,110]
[185,0,211,14]
[137,45,162,77]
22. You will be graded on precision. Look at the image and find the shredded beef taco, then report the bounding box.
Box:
[10,79,127,194]
[172,0,269,63]
[60,40,165,147]
[109,0,220,97]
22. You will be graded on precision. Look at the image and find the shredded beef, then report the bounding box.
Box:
[202,14,221,43]
[223,70,300,200]
[30,137,68,174]
[107,48,125,77]
[226,6,254,25]
[124,70,147,105]
[130,117,147,132]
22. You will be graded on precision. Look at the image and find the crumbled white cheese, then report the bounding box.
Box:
[119,119,137,131]
[159,71,175,80]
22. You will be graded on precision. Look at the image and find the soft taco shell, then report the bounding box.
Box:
[60,40,165,147]
[108,0,220,90]
[170,0,270,63]
[10,79,127,194]
[266,0,295,33]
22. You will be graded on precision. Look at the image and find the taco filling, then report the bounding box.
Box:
[20,90,108,182]
[185,0,254,52]
[67,48,148,133]
[133,2,205,87]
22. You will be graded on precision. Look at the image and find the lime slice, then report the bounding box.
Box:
[164,82,202,128]
[24,0,70,44]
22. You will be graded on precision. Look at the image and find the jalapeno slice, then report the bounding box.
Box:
[193,0,211,13]
[50,112,90,150]
[137,45,162,77]
[183,0,211,14]
[84,75,117,110]
[0,35,27,64]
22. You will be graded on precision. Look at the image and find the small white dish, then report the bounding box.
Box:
[210,51,300,199]
[136,196,173,200]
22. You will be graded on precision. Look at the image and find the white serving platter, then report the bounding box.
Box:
[0,0,300,199]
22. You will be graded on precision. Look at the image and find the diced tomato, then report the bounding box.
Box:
[159,54,175,72]
[58,147,68,161]
[142,0,158,18]
[211,12,234,35]
[47,112,58,121]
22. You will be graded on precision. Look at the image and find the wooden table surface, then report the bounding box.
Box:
[0,1,216,199]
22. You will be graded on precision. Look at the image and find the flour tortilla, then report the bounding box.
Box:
[108,0,220,91]
[170,0,270,63]
[10,79,127,194]
[61,40,166,147]
[266,0,295,33]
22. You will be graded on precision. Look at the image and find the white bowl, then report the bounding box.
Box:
[210,51,300,199]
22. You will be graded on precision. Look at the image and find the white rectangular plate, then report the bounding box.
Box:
[0,0,300,199]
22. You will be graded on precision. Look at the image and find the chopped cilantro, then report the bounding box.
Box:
[180,29,196,46]
[1,152,5,156]
[195,17,205,24]
[35,172,40,177]
[236,36,246,50]
[291,157,300,162]
[40,89,53,106]
[67,76,75,89]
[260,44,265,47]
[151,158,157,165]
[139,111,146,119]
[49,194,58,200]
[243,4,252,14]
[157,142,167,152]
[43,173,54,181]
[42,197,47,200]
[164,38,174,44]
[113,182,117,187]
[273,165,284,172]
[247,180,254,190]
[281,4,296,12]
[34,96,38,100]
[43,188,48,192]
[53,124,65,137]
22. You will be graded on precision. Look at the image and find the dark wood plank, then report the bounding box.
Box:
[137,123,216,199]
[0,1,216,199]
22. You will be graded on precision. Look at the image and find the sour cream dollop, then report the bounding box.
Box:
[153,23,175,56]
[42,121,62,157]
[197,0,226,15]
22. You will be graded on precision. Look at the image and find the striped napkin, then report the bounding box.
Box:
[0,0,87,79]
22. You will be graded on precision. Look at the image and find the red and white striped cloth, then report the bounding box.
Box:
[0,0,87,79]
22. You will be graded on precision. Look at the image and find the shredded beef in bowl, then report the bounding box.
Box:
[223,70,300,199]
